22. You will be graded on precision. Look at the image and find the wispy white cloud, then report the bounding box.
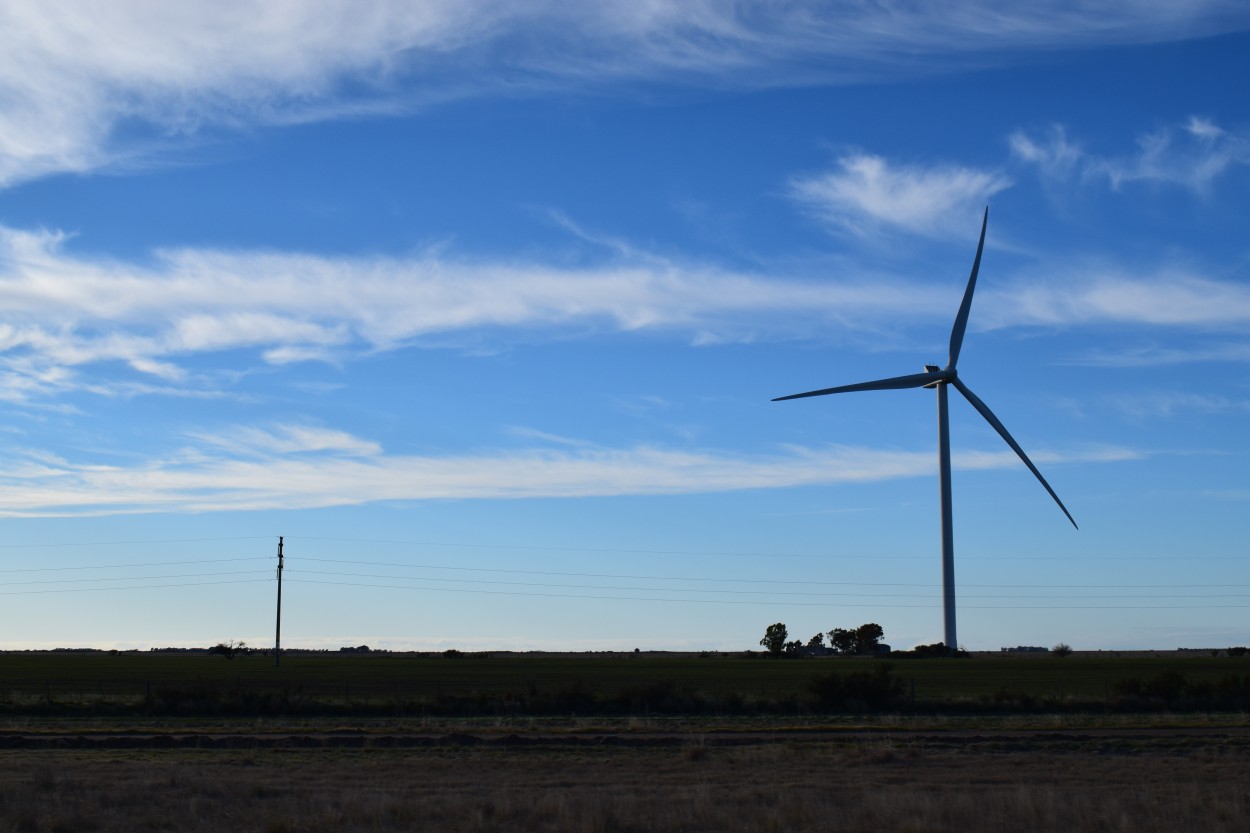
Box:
[1009,126,1083,179]
[0,0,486,186]
[1186,116,1225,140]
[1011,117,1250,192]
[1097,121,1250,191]
[982,270,1250,329]
[189,424,383,457]
[0,428,1138,517]
[789,154,1010,237]
[504,427,596,448]
[1068,342,1250,368]
[1099,391,1250,420]
[0,223,944,401]
[5,223,1250,403]
[607,394,674,417]
[3,2,1247,186]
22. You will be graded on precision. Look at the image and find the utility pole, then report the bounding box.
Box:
[274,536,284,667]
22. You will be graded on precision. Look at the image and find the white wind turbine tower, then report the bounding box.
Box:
[773,207,1077,650]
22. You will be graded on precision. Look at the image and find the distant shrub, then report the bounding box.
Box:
[1112,671,1250,711]
[207,640,245,660]
[615,679,707,714]
[987,686,1037,710]
[143,682,310,716]
[1114,673,1185,704]
[891,643,967,659]
[1217,674,1250,698]
[809,664,905,711]
[1148,670,1187,702]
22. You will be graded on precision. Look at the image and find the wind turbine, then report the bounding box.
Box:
[773,207,1076,650]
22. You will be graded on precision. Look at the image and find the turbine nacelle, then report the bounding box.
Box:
[921,364,954,388]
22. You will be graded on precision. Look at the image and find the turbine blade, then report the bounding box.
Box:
[947,206,988,369]
[951,377,1078,529]
[773,370,943,401]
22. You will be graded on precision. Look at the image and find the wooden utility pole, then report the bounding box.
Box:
[274,536,284,667]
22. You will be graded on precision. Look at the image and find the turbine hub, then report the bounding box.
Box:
[923,364,955,388]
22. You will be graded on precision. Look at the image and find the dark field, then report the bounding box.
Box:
[3,650,1250,714]
[4,653,1250,831]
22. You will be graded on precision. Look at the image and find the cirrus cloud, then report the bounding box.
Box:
[4,222,1250,404]
[0,423,1138,517]
[2,2,1248,187]
[0,223,945,402]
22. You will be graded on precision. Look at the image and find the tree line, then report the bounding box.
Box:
[759,622,886,657]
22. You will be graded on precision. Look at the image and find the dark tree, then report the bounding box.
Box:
[827,623,888,655]
[760,623,788,656]
[807,633,825,648]
[855,623,885,654]
[1052,643,1073,657]
[207,640,245,660]
[829,628,856,655]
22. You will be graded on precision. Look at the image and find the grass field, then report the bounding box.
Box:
[2,650,1249,715]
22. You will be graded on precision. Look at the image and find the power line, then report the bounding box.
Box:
[288,535,1245,561]
[0,557,269,575]
[0,549,1240,592]
[0,537,272,550]
[0,531,1240,567]
[284,577,1250,609]
[0,578,271,596]
[295,556,1250,590]
[0,545,1241,600]
[289,568,1250,601]
[1,570,273,587]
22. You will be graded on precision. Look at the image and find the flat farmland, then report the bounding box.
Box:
[4,653,1250,831]
[2,651,1248,712]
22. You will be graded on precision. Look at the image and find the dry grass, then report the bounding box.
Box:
[3,727,1250,832]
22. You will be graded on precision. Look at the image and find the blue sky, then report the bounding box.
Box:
[1,2,1249,652]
